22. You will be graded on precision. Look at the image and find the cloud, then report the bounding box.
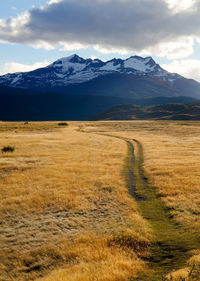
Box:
[60,42,88,51]
[139,36,194,59]
[165,0,196,13]
[1,0,200,58]
[11,6,18,11]
[0,60,50,75]
[161,59,200,82]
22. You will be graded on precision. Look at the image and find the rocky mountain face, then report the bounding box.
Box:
[0,54,180,89]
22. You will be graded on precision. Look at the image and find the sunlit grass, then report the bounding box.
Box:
[2,120,200,281]
[85,120,200,280]
[0,122,150,281]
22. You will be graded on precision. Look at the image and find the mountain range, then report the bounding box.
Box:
[0,54,177,89]
[0,54,200,120]
[1,54,200,99]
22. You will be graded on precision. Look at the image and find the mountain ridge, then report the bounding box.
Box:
[0,54,180,90]
[1,54,200,107]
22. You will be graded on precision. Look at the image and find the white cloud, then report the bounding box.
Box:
[1,0,200,59]
[10,11,30,29]
[165,0,196,13]
[48,0,63,4]
[93,45,132,55]
[32,41,56,50]
[11,6,18,11]
[139,36,194,60]
[59,42,88,51]
[1,61,50,75]
[161,59,200,81]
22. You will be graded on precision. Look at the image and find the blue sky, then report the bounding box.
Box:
[0,0,48,19]
[0,0,200,81]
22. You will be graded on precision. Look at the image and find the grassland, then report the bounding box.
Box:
[1,121,200,281]
[85,120,200,280]
[0,121,150,281]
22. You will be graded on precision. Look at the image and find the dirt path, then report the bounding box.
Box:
[125,140,135,199]
[126,139,200,280]
[84,128,200,280]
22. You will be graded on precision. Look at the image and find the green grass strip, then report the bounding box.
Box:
[128,139,200,281]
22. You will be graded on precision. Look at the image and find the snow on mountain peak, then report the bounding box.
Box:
[52,54,87,73]
[49,54,158,75]
[100,60,121,71]
[0,54,176,89]
[124,56,156,72]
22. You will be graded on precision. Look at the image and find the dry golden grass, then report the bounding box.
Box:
[0,121,150,281]
[164,252,200,281]
[35,234,145,281]
[132,122,200,232]
[86,121,200,232]
[85,120,200,279]
[2,120,200,281]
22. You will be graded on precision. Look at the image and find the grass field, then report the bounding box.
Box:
[1,121,200,280]
[85,120,200,280]
[0,122,150,281]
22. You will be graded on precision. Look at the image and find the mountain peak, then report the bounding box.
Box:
[123,55,157,72]
[0,54,179,89]
[129,55,144,60]
[53,54,85,65]
[68,54,86,63]
[143,57,158,69]
[144,56,154,62]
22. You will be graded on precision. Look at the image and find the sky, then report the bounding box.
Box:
[0,0,200,81]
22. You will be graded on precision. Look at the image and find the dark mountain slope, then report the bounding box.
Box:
[92,102,200,121]
[52,73,178,99]
[0,84,197,121]
[0,94,132,121]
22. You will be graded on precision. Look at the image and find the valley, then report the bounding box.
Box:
[1,1,200,280]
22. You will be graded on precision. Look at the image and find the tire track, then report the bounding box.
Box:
[91,132,200,280]
[128,138,200,281]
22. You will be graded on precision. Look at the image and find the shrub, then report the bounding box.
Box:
[58,122,68,126]
[1,146,15,153]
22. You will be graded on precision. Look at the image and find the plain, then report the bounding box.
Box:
[0,121,200,280]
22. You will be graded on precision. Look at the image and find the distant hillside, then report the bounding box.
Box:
[0,92,131,121]
[92,102,200,121]
[0,85,198,121]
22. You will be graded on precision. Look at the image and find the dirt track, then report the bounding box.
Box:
[94,131,200,280]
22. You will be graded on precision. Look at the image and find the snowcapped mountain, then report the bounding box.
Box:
[0,54,180,89]
[1,55,200,121]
